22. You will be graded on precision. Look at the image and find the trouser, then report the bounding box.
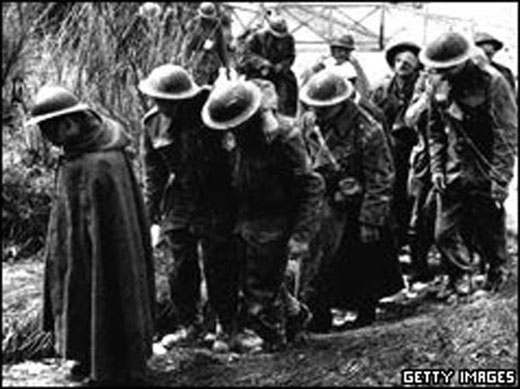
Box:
[236,234,289,345]
[164,228,203,328]
[274,73,298,117]
[408,180,436,279]
[200,234,239,335]
[391,138,414,249]
[435,188,507,279]
[165,227,238,333]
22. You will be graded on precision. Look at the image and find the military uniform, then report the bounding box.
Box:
[300,102,403,330]
[428,61,517,283]
[181,15,229,86]
[141,89,237,333]
[240,27,298,116]
[371,71,421,248]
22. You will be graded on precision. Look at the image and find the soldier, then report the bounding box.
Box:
[181,2,230,85]
[138,64,236,344]
[302,34,371,99]
[239,10,298,116]
[299,71,404,332]
[474,31,516,93]
[419,31,517,295]
[202,79,324,352]
[371,40,423,252]
[27,86,155,386]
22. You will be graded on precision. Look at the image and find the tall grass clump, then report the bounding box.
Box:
[3,1,227,363]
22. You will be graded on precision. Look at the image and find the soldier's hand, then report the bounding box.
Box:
[151,224,161,248]
[274,63,284,73]
[491,180,509,205]
[360,223,381,243]
[288,238,309,259]
[432,172,446,194]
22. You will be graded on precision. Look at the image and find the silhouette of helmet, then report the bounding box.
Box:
[474,31,504,51]
[202,80,262,130]
[138,64,200,100]
[198,2,217,19]
[419,32,473,69]
[299,70,354,107]
[330,34,355,51]
[385,40,421,68]
[26,85,91,126]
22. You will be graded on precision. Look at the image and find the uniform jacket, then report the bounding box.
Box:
[42,117,155,380]
[371,72,421,147]
[141,89,235,234]
[241,28,295,78]
[303,102,395,227]
[233,118,324,246]
[181,16,229,85]
[241,28,298,116]
[428,62,517,193]
[491,61,516,93]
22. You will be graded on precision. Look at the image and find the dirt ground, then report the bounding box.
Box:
[2,236,517,387]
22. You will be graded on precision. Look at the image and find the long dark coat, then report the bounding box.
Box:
[42,117,155,382]
[301,103,403,307]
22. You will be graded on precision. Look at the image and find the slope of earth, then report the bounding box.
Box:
[2,241,517,387]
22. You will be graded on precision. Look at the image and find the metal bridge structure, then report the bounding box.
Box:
[225,2,476,52]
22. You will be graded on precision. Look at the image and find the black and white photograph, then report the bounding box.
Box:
[2,2,518,387]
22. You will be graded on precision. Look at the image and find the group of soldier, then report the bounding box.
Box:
[26,2,517,387]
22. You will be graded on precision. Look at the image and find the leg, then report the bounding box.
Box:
[200,233,240,336]
[240,235,288,350]
[434,191,473,296]
[163,228,202,329]
[469,195,509,292]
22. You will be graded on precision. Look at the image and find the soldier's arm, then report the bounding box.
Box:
[490,73,518,188]
[277,35,296,71]
[140,126,169,224]
[359,123,394,227]
[427,102,447,176]
[243,32,272,71]
[282,131,325,245]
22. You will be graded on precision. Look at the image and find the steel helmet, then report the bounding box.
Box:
[266,14,288,37]
[202,80,262,130]
[299,70,355,107]
[330,34,355,51]
[474,31,504,51]
[138,64,200,100]
[26,85,91,126]
[385,40,421,68]
[198,2,217,19]
[419,32,474,69]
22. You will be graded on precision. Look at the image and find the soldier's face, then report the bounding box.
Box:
[331,47,352,63]
[393,51,418,77]
[39,116,80,146]
[155,99,180,117]
[477,43,496,60]
[313,103,343,123]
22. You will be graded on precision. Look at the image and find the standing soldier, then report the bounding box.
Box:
[202,79,324,352]
[419,32,517,295]
[474,31,516,94]
[139,64,236,345]
[181,2,230,86]
[299,71,403,332]
[239,10,298,116]
[371,40,423,252]
[27,86,155,386]
[302,34,371,99]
